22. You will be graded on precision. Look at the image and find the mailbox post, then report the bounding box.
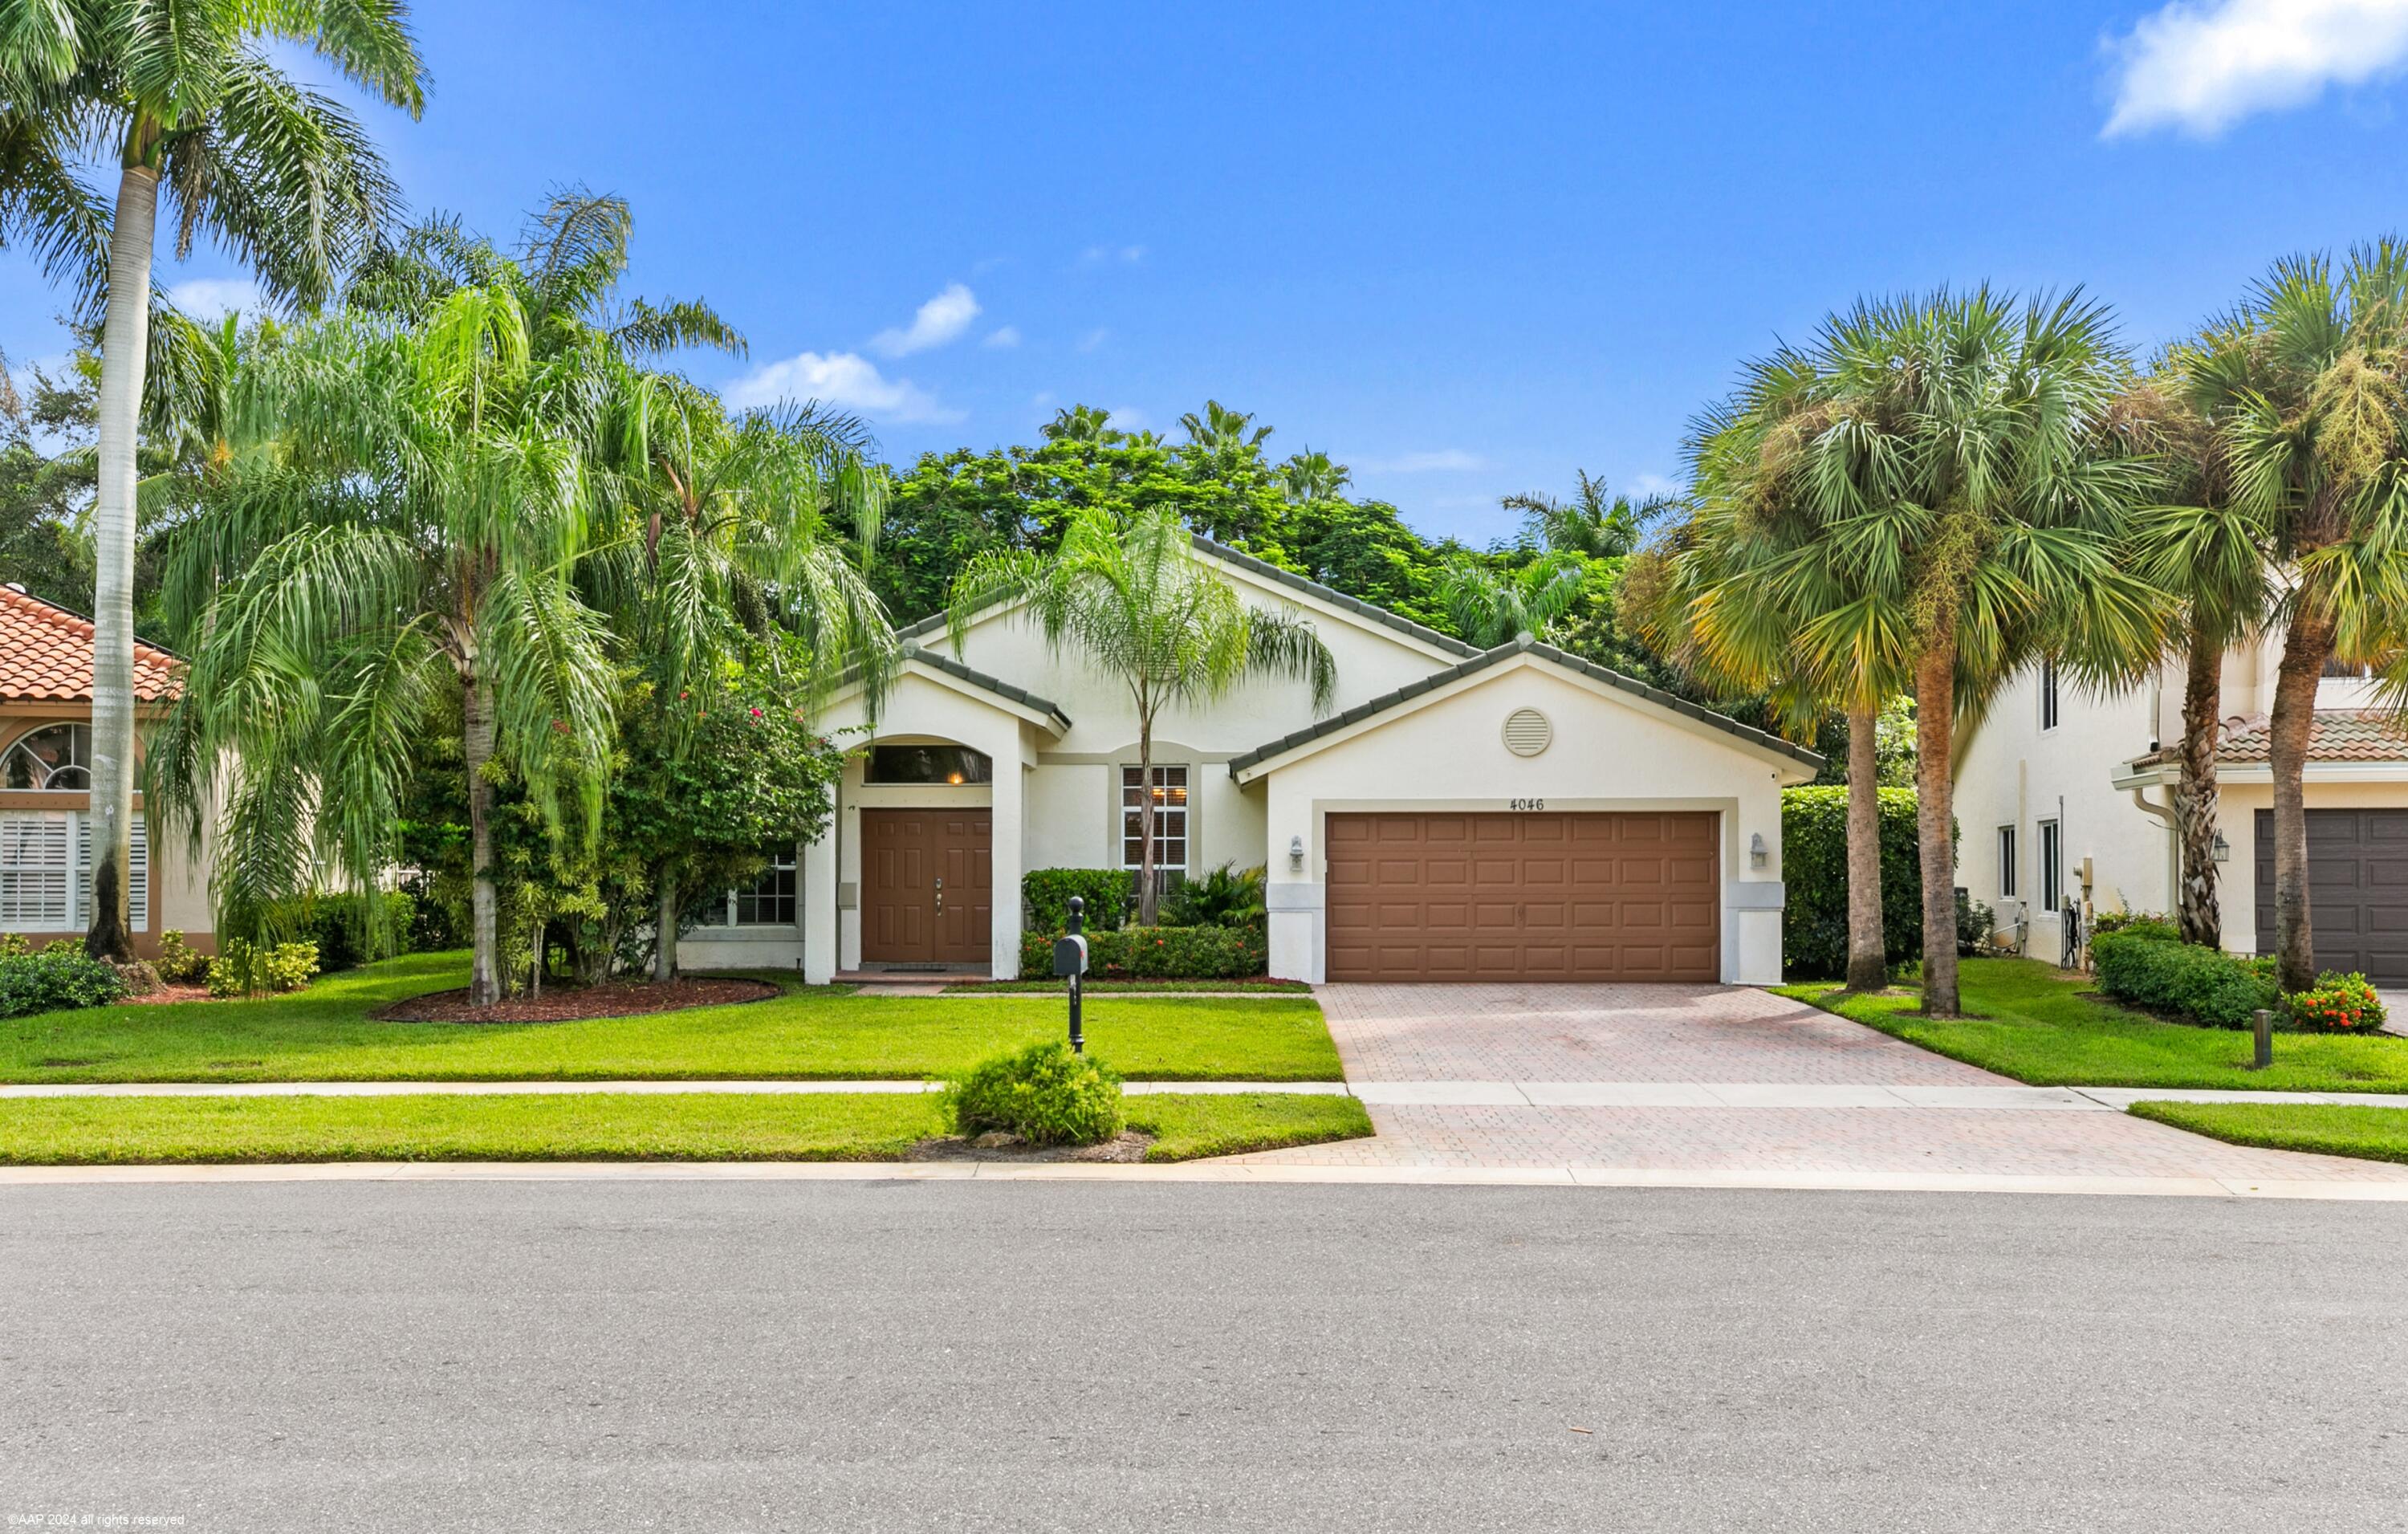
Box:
[1052,895,1091,1054]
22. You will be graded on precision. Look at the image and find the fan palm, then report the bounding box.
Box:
[0,0,426,962]
[1435,552,1588,648]
[148,278,624,1007]
[2175,244,2408,990]
[947,504,1336,924]
[1686,291,2159,1015]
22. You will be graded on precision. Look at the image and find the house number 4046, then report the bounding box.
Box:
[1509,798,1546,812]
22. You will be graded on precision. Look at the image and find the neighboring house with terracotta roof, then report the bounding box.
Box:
[0,584,214,957]
[682,535,1821,983]
[1954,638,2408,983]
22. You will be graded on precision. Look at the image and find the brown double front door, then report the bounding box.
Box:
[861,809,992,966]
[1325,811,1720,983]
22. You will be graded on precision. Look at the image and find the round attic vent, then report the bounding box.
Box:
[1502,707,1552,758]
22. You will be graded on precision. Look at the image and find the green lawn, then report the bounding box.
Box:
[0,1089,1371,1166]
[2127,1101,2408,1166]
[1780,958,2408,1093]
[0,952,1344,1083]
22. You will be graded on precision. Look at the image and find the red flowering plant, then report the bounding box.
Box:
[2284,972,2388,1034]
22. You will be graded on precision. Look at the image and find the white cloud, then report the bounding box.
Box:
[983,325,1021,348]
[870,283,980,357]
[168,277,260,319]
[722,350,960,424]
[1106,405,1151,431]
[1629,471,1680,498]
[2104,0,2408,136]
[1357,449,1487,473]
[1077,244,1145,266]
[1077,328,1110,352]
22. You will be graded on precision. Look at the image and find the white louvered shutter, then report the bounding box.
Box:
[0,812,72,930]
[74,812,147,931]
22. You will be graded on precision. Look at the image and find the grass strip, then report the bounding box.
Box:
[2126,1101,2408,1166]
[1126,1092,1373,1162]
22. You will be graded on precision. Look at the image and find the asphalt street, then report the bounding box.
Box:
[5,1180,2406,1532]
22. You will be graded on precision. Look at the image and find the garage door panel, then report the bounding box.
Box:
[2254,808,2408,985]
[1326,811,1720,982]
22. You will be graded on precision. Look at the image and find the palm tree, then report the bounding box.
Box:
[1685,291,2160,1015]
[947,504,1336,924]
[2176,245,2408,990]
[1503,470,1661,559]
[1279,450,1352,505]
[1178,400,1271,452]
[621,385,896,979]
[1039,404,1121,445]
[148,279,622,1007]
[2113,376,2271,950]
[1436,552,1588,648]
[0,0,427,962]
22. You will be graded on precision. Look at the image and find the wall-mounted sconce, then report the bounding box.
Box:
[1749,832,1767,870]
[1288,834,1305,872]
[2212,832,2231,864]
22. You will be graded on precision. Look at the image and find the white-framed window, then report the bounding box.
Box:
[732,844,798,927]
[2038,819,2062,912]
[1997,825,2017,900]
[2039,660,2060,732]
[1121,764,1189,878]
[0,810,144,931]
[2,722,93,791]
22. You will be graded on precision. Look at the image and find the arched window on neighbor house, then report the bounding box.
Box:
[2,722,93,791]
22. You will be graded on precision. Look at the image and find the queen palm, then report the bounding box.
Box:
[947,504,1336,924]
[0,0,427,962]
[148,279,622,1007]
[1503,470,1659,559]
[1435,552,1588,648]
[1694,291,2159,1015]
[2177,245,2408,991]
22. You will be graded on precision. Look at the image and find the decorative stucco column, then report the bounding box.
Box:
[988,739,1027,979]
[801,787,840,986]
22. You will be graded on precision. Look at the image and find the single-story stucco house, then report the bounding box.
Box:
[683,535,1821,984]
[0,584,213,956]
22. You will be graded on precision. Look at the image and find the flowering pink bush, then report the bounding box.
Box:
[2284,972,2388,1033]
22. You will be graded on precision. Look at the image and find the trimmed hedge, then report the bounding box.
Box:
[1023,869,1131,934]
[946,1040,1125,1145]
[1019,922,1267,981]
[0,947,127,1019]
[1781,786,1923,980]
[2091,930,2279,1029]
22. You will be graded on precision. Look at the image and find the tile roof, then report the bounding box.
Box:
[2216,710,2408,764]
[1226,633,1825,778]
[0,586,181,704]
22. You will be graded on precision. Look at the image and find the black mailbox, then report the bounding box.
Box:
[1051,934,1088,978]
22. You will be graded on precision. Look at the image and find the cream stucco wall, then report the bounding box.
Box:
[1248,658,1803,984]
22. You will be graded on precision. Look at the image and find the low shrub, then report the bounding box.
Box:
[2286,972,2389,1034]
[1019,922,1267,981]
[946,1040,1125,1145]
[1022,869,1132,934]
[274,892,416,972]
[1161,864,1267,929]
[1956,896,1995,956]
[2093,910,2179,942]
[1781,786,1925,980]
[155,930,213,985]
[2091,929,2280,1029]
[207,939,320,998]
[0,947,127,1018]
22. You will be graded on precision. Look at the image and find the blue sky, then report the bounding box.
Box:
[8,0,2408,543]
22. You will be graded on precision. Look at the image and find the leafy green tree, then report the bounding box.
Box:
[1435,550,1588,647]
[2176,245,2408,990]
[149,278,624,1008]
[0,0,427,963]
[948,504,1336,923]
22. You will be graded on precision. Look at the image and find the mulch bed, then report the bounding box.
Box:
[374,976,779,1024]
[911,1130,1155,1163]
[114,982,212,1006]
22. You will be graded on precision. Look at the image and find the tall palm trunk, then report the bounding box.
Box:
[2268,605,2335,993]
[1843,702,1887,992]
[1136,710,1158,926]
[463,672,502,1007]
[654,873,679,983]
[2174,624,2223,950]
[84,159,161,964]
[1913,641,1961,1016]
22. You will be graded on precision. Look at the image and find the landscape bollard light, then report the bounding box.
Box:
[1052,896,1090,1054]
[2251,1007,2272,1071]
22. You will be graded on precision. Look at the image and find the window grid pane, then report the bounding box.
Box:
[1120,765,1188,873]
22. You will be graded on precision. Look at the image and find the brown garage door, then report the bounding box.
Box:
[1325,812,1719,982]
[2254,808,2408,985]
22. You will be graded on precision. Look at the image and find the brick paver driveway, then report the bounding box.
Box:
[1241,983,2408,1186]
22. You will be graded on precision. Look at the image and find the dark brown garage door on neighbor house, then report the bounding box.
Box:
[1325,812,1719,983]
[2255,808,2408,985]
